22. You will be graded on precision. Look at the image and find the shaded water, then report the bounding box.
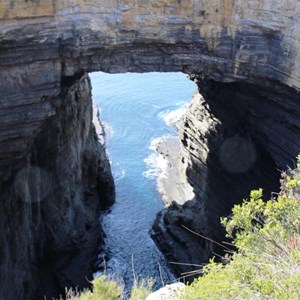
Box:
[90,72,196,292]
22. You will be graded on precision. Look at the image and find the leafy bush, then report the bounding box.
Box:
[66,275,154,300]
[184,159,300,299]
[66,156,300,300]
[66,276,122,300]
[130,278,154,300]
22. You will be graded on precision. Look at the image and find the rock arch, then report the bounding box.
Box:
[0,1,300,298]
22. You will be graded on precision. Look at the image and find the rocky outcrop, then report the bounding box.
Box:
[152,78,299,279]
[1,0,300,297]
[0,74,114,300]
[1,1,300,81]
[146,282,185,300]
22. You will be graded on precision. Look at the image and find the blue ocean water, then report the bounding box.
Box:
[90,72,196,293]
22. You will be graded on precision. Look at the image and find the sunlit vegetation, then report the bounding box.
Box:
[184,155,300,299]
[69,156,300,299]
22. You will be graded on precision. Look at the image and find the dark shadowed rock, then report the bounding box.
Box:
[152,80,299,279]
[0,0,300,298]
[0,74,115,300]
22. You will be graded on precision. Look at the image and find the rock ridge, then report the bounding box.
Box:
[0,0,300,297]
[152,77,299,279]
[0,73,115,300]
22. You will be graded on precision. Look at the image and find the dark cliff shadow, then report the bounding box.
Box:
[0,74,115,300]
[152,78,300,283]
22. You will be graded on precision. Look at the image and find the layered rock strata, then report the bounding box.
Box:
[0,74,114,300]
[1,0,300,297]
[152,78,300,279]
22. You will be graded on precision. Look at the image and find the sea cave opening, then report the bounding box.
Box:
[89,71,197,293]
[88,71,285,295]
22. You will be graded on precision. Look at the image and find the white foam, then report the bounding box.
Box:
[158,103,188,129]
[92,102,105,144]
[148,136,163,151]
[146,102,188,180]
[113,164,126,181]
[151,104,161,109]
[143,137,170,179]
[102,121,114,140]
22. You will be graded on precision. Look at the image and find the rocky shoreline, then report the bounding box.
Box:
[151,93,212,281]
[154,134,195,207]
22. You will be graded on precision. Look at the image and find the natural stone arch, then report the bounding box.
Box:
[1,0,300,178]
[0,1,300,299]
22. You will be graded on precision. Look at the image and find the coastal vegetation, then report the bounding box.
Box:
[69,156,300,299]
[65,276,153,300]
[184,155,300,299]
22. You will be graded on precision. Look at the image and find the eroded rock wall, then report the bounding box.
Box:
[1,0,300,198]
[1,0,300,83]
[0,74,114,300]
[0,0,300,296]
[152,77,299,279]
[1,0,300,192]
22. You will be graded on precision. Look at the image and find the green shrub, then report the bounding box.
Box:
[130,278,154,300]
[67,276,122,300]
[66,275,154,300]
[67,156,300,300]
[184,158,300,300]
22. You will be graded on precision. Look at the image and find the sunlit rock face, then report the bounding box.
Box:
[0,0,300,298]
[1,0,300,177]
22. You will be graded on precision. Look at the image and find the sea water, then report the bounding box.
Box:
[90,72,196,293]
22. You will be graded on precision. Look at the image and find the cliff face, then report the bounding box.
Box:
[0,73,115,299]
[152,78,299,277]
[0,0,300,298]
[1,0,300,181]
[1,0,300,82]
